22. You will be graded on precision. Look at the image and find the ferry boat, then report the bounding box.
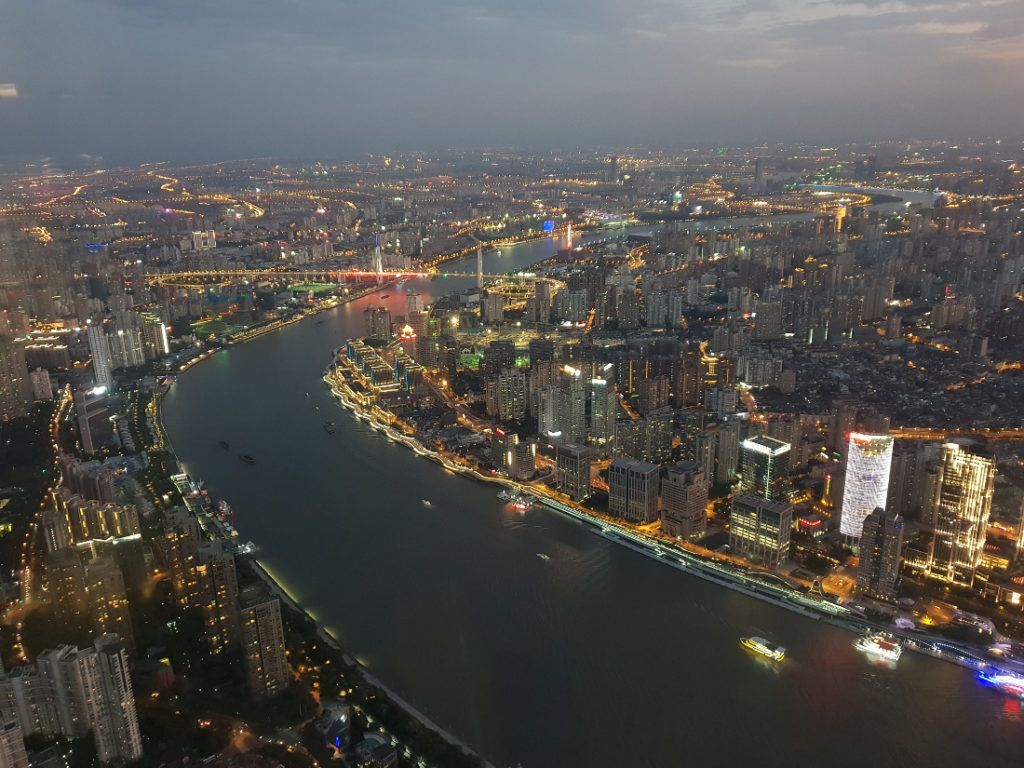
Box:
[978,667,1024,699]
[218,440,230,450]
[421,499,432,508]
[855,632,902,662]
[240,454,256,466]
[741,636,785,661]
[497,489,533,511]
[536,553,550,561]
[324,420,337,434]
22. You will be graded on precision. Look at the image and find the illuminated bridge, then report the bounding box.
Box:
[143,267,563,290]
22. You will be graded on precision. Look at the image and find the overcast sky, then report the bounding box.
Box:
[1,0,1022,164]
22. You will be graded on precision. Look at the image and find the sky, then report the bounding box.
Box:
[1,0,1023,164]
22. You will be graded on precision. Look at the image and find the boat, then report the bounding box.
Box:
[240,454,256,466]
[978,667,1024,698]
[324,420,337,434]
[741,636,785,661]
[855,632,902,662]
[421,499,432,508]
[536,553,550,561]
[498,488,533,511]
[218,440,230,450]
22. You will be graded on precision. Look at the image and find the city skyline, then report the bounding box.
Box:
[2,0,1024,164]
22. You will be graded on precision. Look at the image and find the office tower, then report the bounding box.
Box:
[88,635,142,764]
[365,306,392,340]
[925,443,996,586]
[188,542,241,652]
[661,462,709,541]
[588,375,617,449]
[608,458,660,524]
[856,507,904,600]
[86,325,113,390]
[740,436,791,500]
[509,440,536,481]
[840,434,894,541]
[240,593,289,699]
[715,424,739,486]
[0,337,32,420]
[0,722,28,768]
[556,443,591,501]
[729,495,793,567]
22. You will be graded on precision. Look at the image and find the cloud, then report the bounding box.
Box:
[721,58,785,69]
[911,21,988,34]
[954,33,1024,61]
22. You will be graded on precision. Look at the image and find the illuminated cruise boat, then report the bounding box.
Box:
[498,489,533,511]
[741,636,785,661]
[855,632,903,662]
[978,667,1024,698]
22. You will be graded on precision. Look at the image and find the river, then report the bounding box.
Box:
[162,223,1024,768]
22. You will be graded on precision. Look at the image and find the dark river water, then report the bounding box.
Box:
[163,228,1024,768]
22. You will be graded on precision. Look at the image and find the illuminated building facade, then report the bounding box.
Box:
[739,436,791,500]
[925,443,996,586]
[240,593,289,699]
[556,443,591,501]
[839,433,893,541]
[729,495,793,567]
[608,457,660,524]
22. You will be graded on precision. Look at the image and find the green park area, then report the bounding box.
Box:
[289,282,336,294]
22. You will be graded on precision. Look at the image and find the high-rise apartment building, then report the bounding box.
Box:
[924,443,996,586]
[608,458,660,524]
[729,495,793,567]
[86,325,113,391]
[588,376,617,449]
[187,542,241,652]
[240,593,289,699]
[856,507,904,600]
[88,635,142,764]
[660,461,708,541]
[556,443,591,501]
[0,337,32,420]
[740,436,791,500]
[0,721,29,768]
[839,433,893,541]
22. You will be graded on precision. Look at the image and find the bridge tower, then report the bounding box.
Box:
[476,245,483,289]
[566,222,573,249]
[374,232,383,284]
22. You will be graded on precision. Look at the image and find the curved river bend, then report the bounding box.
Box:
[164,228,1024,768]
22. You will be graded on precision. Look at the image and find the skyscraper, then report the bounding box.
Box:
[188,542,241,652]
[661,461,708,541]
[856,507,904,600]
[0,337,32,420]
[240,592,289,700]
[588,375,617,449]
[924,442,996,586]
[608,457,660,524]
[839,433,893,541]
[740,436,791,500]
[556,443,591,501]
[87,635,142,764]
[86,325,113,391]
[729,495,793,568]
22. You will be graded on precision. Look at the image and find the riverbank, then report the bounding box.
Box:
[321,350,1022,683]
